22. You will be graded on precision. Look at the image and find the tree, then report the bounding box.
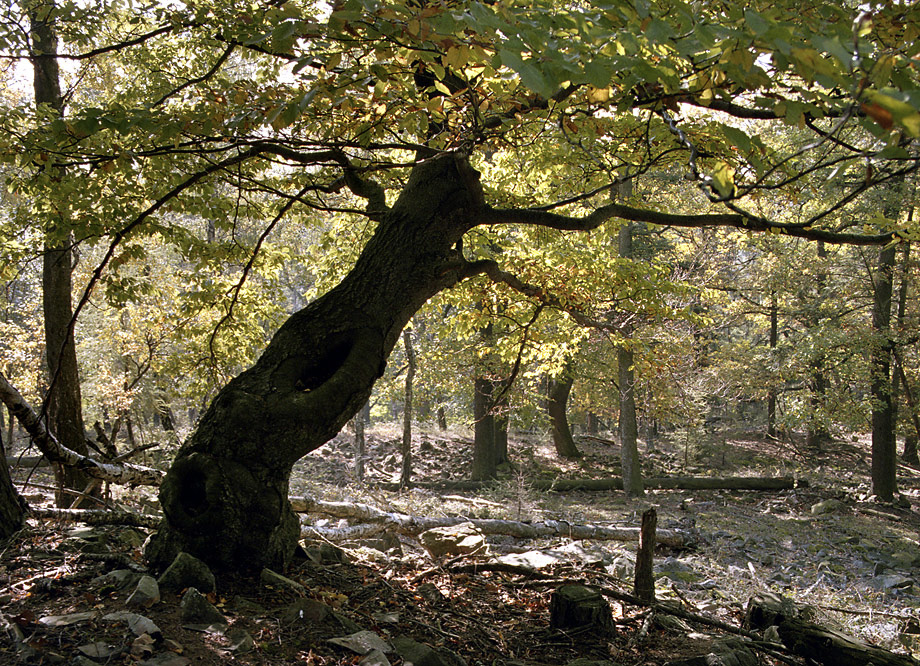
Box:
[1,0,916,571]
[547,366,582,460]
[0,427,27,541]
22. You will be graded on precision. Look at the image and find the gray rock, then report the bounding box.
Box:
[179,588,227,629]
[869,574,914,592]
[38,611,96,627]
[102,611,162,638]
[92,569,141,591]
[328,630,392,655]
[157,552,216,594]
[419,522,488,559]
[360,649,392,666]
[810,499,842,515]
[127,575,161,609]
[138,655,192,666]
[280,598,331,624]
[225,627,255,653]
[392,636,467,666]
[304,543,349,564]
[77,642,118,659]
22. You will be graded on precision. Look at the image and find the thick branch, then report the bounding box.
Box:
[474,203,896,246]
[0,372,163,486]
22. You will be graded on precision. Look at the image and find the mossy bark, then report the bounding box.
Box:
[148,155,484,571]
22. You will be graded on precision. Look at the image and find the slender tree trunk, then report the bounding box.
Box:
[400,328,415,489]
[618,221,643,498]
[767,290,778,438]
[148,153,487,571]
[437,403,448,431]
[892,241,911,461]
[806,242,830,451]
[547,371,582,459]
[30,5,93,508]
[471,375,497,481]
[871,243,897,501]
[353,408,366,482]
[493,389,509,466]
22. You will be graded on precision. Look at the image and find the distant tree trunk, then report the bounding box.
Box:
[892,241,912,461]
[893,355,920,466]
[400,328,415,488]
[0,428,27,540]
[31,6,93,508]
[586,412,599,436]
[493,389,509,466]
[547,371,582,459]
[618,220,643,498]
[806,242,831,451]
[436,403,448,431]
[767,290,778,438]
[353,407,366,482]
[871,242,897,501]
[471,375,498,481]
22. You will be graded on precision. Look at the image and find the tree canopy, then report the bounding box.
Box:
[2,0,919,570]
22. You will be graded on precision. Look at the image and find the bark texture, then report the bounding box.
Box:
[148,154,485,571]
[871,243,897,501]
[547,372,582,459]
[31,2,93,507]
[0,430,27,540]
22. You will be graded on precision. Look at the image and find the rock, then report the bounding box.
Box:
[261,568,307,594]
[868,574,914,592]
[103,611,162,638]
[417,582,445,604]
[497,550,564,571]
[392,636,467,666]
[138,654,192,666]
[225,627,255,653]
[419,522,488,558]
[38,611,96,627]
[566,660,619,666]
[77,642,118,659]
[361,649,392,666]
[127,575,161,609]
[280,598,331,624]
[157,552,216,594]
[73,657,102,666]
[232,596,266,615]
[811,499,842,515]
[656,557,701,584]
[328,630,392,655]
[92,569,141,591]
[549,585,614,637]
[605,554,636,580]
[57,526,109,554]
[332,611,363,634]
[179,588,227,629]
[304,542,350,564]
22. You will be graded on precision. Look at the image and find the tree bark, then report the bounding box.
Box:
[767,290,778,438]
[0,426,28,541]
[634,507,656,602]
[547,371,582,459]
[618,217,644,497]
[400,328,416,489]
[353,406,367,482]
[871,243,897,501]
[147,153,487,571]
[471,375,498,481]
[31,2,93,508]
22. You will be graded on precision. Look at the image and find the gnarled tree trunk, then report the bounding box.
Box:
[547,371,582,459]
[147,154,485,571]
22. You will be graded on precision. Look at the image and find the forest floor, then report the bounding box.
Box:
[3,423,920,665]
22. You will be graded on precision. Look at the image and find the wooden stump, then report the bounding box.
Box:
[549,584,614,636]
[634,507,656,602]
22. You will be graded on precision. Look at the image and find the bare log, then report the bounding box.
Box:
[31,507,160,529]
[746,593,918,666]
[384,476,806,493]
[291,495,695,548]
[6,455,51,468]
[0,372,163,487]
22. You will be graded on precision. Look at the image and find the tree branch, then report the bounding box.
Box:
[0,372,163,486]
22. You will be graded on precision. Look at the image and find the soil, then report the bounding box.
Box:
[3,424,920,665]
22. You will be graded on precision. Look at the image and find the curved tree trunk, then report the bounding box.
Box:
[547,373,582,459]
[471,375,498,481]
[147,154,485,571]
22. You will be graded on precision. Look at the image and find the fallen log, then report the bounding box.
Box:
[746,592,918,666]
[31,507,161,529]
[291,494,695,548]
[378,476,806,493]
[0,372,163,487]
[6,455,51,468]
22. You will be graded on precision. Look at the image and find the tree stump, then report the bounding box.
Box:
[549,584,614,636]
[634,507,656,602]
